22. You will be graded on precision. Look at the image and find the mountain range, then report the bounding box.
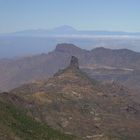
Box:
[3,25,140,37]
[1,26,140,58]
[0,43,140,93]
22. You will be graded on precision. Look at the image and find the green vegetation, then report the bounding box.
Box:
[0,97,77,140]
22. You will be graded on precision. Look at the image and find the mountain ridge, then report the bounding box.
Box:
[0,43,140,91]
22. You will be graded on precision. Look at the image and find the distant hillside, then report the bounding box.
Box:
[0,43,140,91]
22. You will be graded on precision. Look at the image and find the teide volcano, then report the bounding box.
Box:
[6,56,140,140]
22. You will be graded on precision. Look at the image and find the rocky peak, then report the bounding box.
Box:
[69,56,79,69]
[55,43,83,54]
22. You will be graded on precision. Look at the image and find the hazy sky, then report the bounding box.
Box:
[0,0,140,33]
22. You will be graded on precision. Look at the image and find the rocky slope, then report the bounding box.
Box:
[5,56,140,140]
[0,94,77,140]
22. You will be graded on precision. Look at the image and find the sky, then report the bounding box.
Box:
[0,0,140,33]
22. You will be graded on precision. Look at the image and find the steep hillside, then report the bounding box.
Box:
[8,56,140,140]
[0,94,77,140]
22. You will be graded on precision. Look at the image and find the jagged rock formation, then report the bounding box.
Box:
[69,56,79,69]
